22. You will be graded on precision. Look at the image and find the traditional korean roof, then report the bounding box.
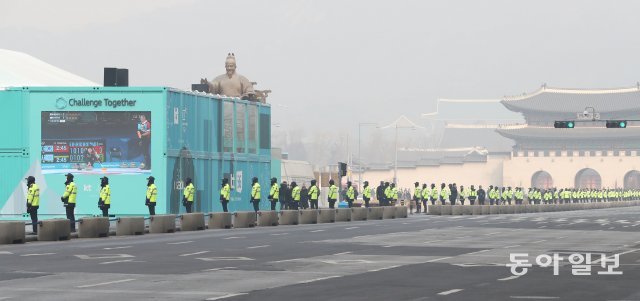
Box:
[495,126,640,140]
[501,85,640,114]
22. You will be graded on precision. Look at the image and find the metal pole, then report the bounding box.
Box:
[394,124,398,185]
[358,124,362,191]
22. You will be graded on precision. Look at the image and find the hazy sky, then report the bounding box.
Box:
[3,0,640,139]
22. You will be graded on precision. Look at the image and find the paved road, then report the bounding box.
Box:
[1,207,640,301]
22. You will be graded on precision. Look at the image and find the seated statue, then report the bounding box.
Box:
[208,53,255,100]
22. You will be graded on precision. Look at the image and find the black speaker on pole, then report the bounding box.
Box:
[104,68,117,87]
[116,69,129,87]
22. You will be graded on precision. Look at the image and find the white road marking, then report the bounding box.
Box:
[205,293,248,300]
[247,245,270,249]
[168,241,194,245]
[21,253,55,257]
[298,275,341,284]
[0,251,14,255]
[426,256,452,263]
[423,240,442,244]
[180,251,210,257]
[271,233,288,236]
[202,267,237,272]
[593,249,640,264]
[382,245,394,248]
[345,227,359,230]
[504,245,521,249]
[103,246,132,250]
[224,236,245,240]
[498,275,522,281]
[484,232,501,236]
[530,240,547,244]
[465,249,491,255]
[99,259,138,265]
[75,254,133,260]
[196,257,254,261]
[310,230,325,233]
[76,278,136,288]
[538,226,547,229]
[333,252,352,256]
[510,297,559,300]
[368,265,400,272]
[438,289,463,295]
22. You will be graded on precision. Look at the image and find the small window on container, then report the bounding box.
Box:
[248,105,258,154]
[223,102,234,153]
[236,103,246,153]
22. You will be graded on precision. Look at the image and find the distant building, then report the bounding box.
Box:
[362,85,640,190]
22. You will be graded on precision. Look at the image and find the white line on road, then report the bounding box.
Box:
[77,278,136,288]
[103,246,132,250]
[205,293,248,300]
[465,249,491,255]
[310,230,325,233]
[438,289,463,295]
[510,297,559,299]
[593,249,640,264]
[168,241,194,245]
[423,240,442,244]
[271,233,288,236]
[99,259,136,265]
[504,245,521,249]
[538,226,547,229]
[202,267,237,272]
[180,251,210,257]
[333,252,352,256]
[298,275,341,284]
[368,265,400,272]
[247,245,270,249]
[224,237,246,240]
[426,256,452,263]
[345,227,359,230]
[531,240,547,244]
[0,251,13,255]
[21,253,55,257]
[484,232,501,236]
[498,275,522,281]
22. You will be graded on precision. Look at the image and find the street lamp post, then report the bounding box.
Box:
[358,122,378,191]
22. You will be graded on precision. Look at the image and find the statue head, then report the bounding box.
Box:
[225,53,237,77]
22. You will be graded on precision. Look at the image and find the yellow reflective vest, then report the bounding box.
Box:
[270,183,280,201]
[251,182,261,200]
[183,183,194,202]
[220,183,230,201]
[27,183,40,207]
[146,183,158,203]
[63,182,77,204]
[100,185,111,205]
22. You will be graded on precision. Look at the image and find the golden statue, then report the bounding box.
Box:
[208,53,255,99]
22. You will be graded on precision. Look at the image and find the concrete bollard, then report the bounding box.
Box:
[367,207,383,220]
[116,217,145,236]
[38,219,70,241]
[299,209,318,224]
[278,210,299,225]
[150,214,176,233]
[335,208,352,222]
[514,205,522,214]
[233,211,257,228]
[180,213,206,231]
[505,205,516,214]
[396,206,408,218]
[78,217,110,238]
[0,221,25,244]
[498,206,508,214]
[462,205,473,215]
[451,205,464,215]
[382,206,396,219]
[489,206,499,215]
[257,211,279,227]
[441,205,453,215]
[317,209,336,223]
[470,205,481,215]
[481,205,490,215]
[428,205,442,215]
[208,212,233,229]
[351,207,368,221]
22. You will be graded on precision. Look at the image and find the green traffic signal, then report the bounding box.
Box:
[606,120,627,128]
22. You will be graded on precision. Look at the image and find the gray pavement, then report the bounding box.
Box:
[2,207,640,300]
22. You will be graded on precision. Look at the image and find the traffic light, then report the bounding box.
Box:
[606,120,627,128]
[554,121,575,128]
[338,162,347,177]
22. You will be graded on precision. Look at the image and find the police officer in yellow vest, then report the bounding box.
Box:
[309,179,320,209]
[328,179,338,208]
[421,184,430,212]
[220,178,231,212]
[346,181,355,208]
[61,173,78,232]
[145,176,158,215]
[413,182,422,213]
[362,181,372,208]
[268,177,279,211]
[469,185,478,205]
[25,176,39,234]
[183,177,195,213]
[290,181,301,210]
[251,177,261,212]
[390,183,399,206]
[383,182,391,206]
[99,176,111,217]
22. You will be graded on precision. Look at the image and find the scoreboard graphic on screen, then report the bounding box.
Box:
[41,140,105,164]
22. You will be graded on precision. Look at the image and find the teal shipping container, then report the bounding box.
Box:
[0,86,276,217]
